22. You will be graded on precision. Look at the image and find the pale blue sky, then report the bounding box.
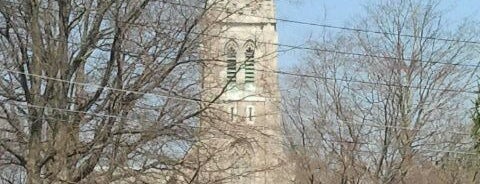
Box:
[275,0,480,69]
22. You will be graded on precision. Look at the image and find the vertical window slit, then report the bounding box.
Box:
[230,107,235,120]
[248,107,253,121]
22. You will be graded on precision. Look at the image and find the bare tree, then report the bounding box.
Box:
[283,0,480,183]
[0,0,269,183]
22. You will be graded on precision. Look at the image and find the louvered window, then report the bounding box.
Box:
[244,47,255,83]
[226,45,237,83]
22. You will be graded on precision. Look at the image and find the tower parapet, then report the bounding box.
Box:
[220,0,276,24]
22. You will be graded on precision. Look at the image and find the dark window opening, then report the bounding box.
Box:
[248,107,253,121]
[230,107,235,120]
[226,44,237,83]
[245,46,255,83]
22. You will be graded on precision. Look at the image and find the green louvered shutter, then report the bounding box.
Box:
[226,46,237,83]
[245,47,255,83]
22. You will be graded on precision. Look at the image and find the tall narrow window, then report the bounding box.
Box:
[246,106,255,122]
[226,42,237,83]
[248,107,253,121]
[244,44,255,83]
[230,107,235,120]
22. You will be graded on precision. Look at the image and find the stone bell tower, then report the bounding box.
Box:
[197,0,291,183]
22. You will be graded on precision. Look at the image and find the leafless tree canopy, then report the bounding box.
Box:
[0,0,249,183]
[283,0,480,183]
[2,0,480,184]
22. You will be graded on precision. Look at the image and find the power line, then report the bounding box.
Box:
[0,34,477,99]
[340,120,470,136]
[0,68,209,104]
[1,55,477,101]
[283,135,473,146]
[304,145,478,155]
[0,99,476,157]
[79,0,480,46]
[0,1,477,163]
[0,1,477,137]
[1,101,476,156]
[0,24,476,95]
[1,100,213,132]
[276,137,476,155]
[281,110,472,136]
[1,0,479,69]
[172,0,480,45]
[1,24,477,137]
[0,29,477,93]
[0,101,169,129]
[267,69,478,94]
[0,66,475,136]
[281,109,473,137]
[3,0,479,46]
[0,67,475,137]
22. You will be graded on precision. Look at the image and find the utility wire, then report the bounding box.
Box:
[1,0,479,69]
[166,0,480,45]
[1,53,478,97]
[266,69,478,94]
[286,142,477,155]
[0,67,209,104]
[0,101,181,128]
[0,67,476,136]
[0,33,477,97]
[0,29,476,95]
[4,0,479,45]
[0,13,477,94]
[1,101,476,155]
[0,1,477,138]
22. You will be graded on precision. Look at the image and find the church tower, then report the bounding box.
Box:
[197,0,290,183]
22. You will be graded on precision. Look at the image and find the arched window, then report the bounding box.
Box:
[244,42,255,84]
[225,41,238,83]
